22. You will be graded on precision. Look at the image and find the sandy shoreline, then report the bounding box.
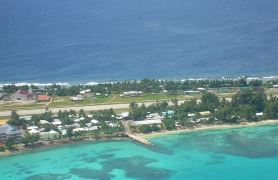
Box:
[137,119,278,139]
[1,119,278,157]
[0,135,129,158]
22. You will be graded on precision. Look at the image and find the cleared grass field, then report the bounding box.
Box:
[49,96,111,107]
[49,94,188,107]
[0,102,48,111]
[0,92,237,112]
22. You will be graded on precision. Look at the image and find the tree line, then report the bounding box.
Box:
[128,89,278,132]
[1,78,271,96]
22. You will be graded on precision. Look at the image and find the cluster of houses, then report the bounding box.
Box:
[129,110,214,129]
[1,90,51,102]
[24,114,123,139]
[25,117,101,140]
[0,112,125,145]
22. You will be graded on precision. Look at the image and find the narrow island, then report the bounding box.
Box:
[0,77,278,156]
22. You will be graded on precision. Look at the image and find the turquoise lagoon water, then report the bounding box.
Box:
[1,125,278,179]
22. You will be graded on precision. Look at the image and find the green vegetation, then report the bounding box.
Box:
[21,132,40,146]
[138,124,160,133]
[2,78,278,112]
[8,110,26,127]
[1,78,271,97]
[0,146,5,152]
[127,89,278,133]
[163,118,176,130]
[5,138,15,150]
[6,108,124,147]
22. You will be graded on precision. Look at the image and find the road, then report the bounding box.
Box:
[0,100,187,117]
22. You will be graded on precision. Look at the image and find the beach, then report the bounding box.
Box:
[1,119,278,158]
[0,134,129,157]
[138,119,278,139]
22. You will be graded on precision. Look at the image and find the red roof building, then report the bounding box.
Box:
[38,95,51,102]
[10,90,35,101]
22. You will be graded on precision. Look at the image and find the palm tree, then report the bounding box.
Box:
[129,101,138,110]
[172,99,178,110]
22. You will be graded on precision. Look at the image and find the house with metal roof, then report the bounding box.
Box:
[10,90,35,101]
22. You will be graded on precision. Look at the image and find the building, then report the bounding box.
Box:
[116,112,129,120]
[72,128,86,133]
[28,128,40,134]
[40,130,59,140]
[146,113,162,120]
[162,110,175,117]
[52,119,62,126]
[199,111,211,116]
[121,91,143,97]
[10,90,35,101]
[0,124,22,144]
[91,119,99,124]
[188,113,196,117]
[256,112,264,117]
[132,113,163,126]
[185,90,200,95]
[197,88,207,92]
[107,122,119,128]
[132,119,162,126]
[38,95,51,102]
[40,120,50,125]
[80,89,93,97]
[71,95,84,101]
[21,116,32,121]
[27,125,39,130]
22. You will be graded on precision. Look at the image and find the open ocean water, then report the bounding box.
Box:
[1,124,278,179]
[1,0,278,83]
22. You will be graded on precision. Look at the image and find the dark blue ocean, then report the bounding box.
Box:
[1,0,278,83]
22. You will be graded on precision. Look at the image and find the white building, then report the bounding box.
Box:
[40,130,59,140]
[116,112,129,120]
[73,123,80,128]
[121,91,143,97]
[91,119,99,124]
[71,95,84,101]
[27,125,39,130]
[88,126,98,131]
[188,113,196,117]
[40,120,50,125]
[28,128,40,134]
[52,119,62,126]
[199,111,211,116]
[73,128,86,133]
[256,112,264,117]
[108,122,119,128]
[132,119,162,126]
